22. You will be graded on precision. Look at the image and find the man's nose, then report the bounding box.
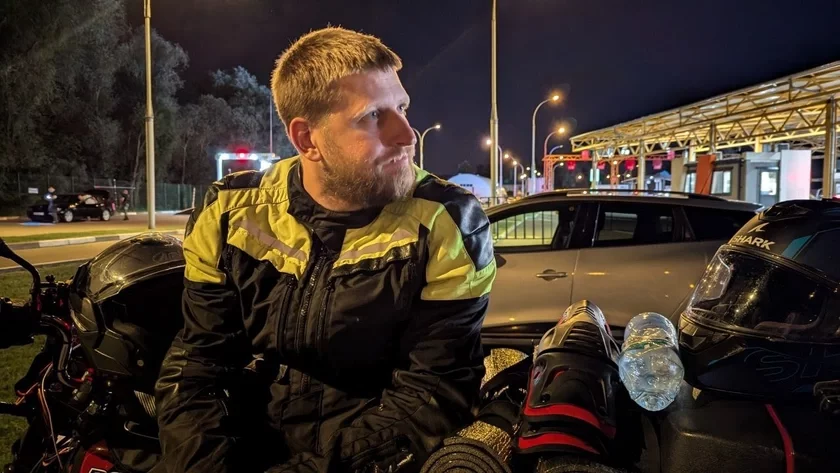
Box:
[383,112,416,148]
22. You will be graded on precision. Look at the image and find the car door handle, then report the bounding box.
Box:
[536,269,567,281]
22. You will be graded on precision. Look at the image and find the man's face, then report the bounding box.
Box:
[311,68,417,209]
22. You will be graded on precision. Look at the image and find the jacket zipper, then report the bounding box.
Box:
[315,281,335,358]
[295,239,328,394]
[296,254,326,352]
[277,277,296,352]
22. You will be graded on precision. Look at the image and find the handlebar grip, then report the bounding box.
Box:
[0,298,36,349]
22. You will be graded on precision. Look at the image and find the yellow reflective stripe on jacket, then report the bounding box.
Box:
[331,167,429,269]
[335,227,417,268]
[411,198,496,301]
[234,219,307,261]
[183,158,305,284]
[227,209,310,280]
[183,196,226,285]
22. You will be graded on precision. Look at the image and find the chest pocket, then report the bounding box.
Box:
[322,236,422,374]
[226,218,311,356]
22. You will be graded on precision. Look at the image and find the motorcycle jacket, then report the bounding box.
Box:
[154,157,497,473]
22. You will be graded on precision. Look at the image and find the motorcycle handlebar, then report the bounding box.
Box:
[0,239,40,296]
[0,238,79,386]
[0,299,81,386]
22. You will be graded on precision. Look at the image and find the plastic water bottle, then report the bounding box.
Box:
[618,312,684,411]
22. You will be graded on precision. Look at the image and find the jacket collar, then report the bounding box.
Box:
[286,160,382,230]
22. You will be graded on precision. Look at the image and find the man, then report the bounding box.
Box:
[44,186,58,223]
[119,189,130,220]
[155,27,496,473]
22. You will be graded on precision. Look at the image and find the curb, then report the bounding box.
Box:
[0,258,91,274]
[7,229,185,251]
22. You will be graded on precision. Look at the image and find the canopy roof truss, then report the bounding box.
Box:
[571,62,840,158]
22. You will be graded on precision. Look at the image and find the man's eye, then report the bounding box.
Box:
[368,110,380,119]
[399,105,409,115]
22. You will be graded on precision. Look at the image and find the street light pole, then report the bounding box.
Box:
[497,146,502,189]
[143,0,155,230]
[549,145,564,154]
[511,161,524,198]
[543,127,566,157]
[412,124,441,170]
[531,95,560,195]
[485,139,511,190]
[489,0,499,206]
[542,127,565,191]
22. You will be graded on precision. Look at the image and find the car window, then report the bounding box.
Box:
[594,202,676,247]
[490,204,578,250]
[683,206,755,241]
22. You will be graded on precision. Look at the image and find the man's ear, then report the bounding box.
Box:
[288,117,322,163]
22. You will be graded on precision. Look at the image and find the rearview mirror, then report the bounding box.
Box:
[0,237,41,292]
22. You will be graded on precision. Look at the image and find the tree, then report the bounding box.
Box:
[113,27,188,189]
[457,160,475,174]
[172,95,237,184]
[42,0,127,178]
[0,0,127,209]
[0,0,292,213]
[210,67,295,158]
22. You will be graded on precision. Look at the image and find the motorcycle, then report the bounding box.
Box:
[2,231,839,473]
[0,235,183,473]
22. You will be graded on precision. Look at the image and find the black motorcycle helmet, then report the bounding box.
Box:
[69,232,185,392]
[680,199,840,400]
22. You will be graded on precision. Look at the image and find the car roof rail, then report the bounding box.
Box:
[521,188,730,202]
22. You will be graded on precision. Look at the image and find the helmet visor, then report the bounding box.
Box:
[684,248,840,343]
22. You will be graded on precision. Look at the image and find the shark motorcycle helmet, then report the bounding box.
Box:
[68,232,185,393]
[680,199,840,400]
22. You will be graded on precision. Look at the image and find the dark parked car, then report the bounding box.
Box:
[27,189,114,223]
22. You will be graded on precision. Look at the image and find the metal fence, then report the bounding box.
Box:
[0,173,206,216]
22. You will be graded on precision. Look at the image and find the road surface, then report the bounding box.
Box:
[0,213,189,238]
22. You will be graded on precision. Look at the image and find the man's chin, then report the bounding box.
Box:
[365,170,414,207]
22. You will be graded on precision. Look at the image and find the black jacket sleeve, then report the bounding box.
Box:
[270,191,497,473]
[154,192,251,473]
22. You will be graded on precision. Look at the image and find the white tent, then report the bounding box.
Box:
[447,173,507,201]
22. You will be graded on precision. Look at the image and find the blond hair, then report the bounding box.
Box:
[270,27,402,127]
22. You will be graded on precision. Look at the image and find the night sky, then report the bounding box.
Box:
[128,0,840,177]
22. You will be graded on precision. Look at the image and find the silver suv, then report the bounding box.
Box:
[481,190,761,348]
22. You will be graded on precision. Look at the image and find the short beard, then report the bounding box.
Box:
[319,143,416,209]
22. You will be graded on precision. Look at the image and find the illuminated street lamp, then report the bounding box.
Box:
[412,124,441,170]
[484,138,509,190]
[543,127,567,158]
[530,94,561,194]
[510,160,525,197]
